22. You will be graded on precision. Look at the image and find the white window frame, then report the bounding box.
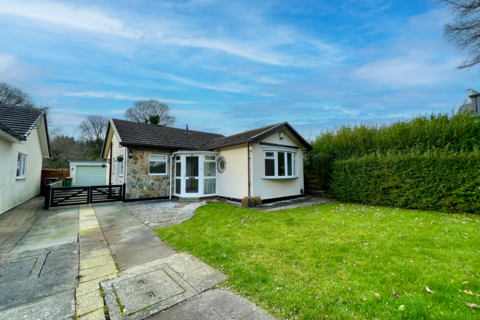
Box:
[149,154,168,176]
[118,161,124,177]
[16,153,27,179]
[262,150,298,179]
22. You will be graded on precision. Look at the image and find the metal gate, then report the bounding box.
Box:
[45,184,124,209]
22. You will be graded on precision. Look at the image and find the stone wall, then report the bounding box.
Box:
[125,148,173,199]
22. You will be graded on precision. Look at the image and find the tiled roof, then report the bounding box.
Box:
[202,123,283,149]
[0,105,44,140]
[112,119,224,149]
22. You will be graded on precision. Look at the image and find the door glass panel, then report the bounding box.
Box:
[175,178,181,194]
[204,179,216,194]
[186,179,198,193]
[278,152,285,176]
[186,156,199,177]
[175,162,181,176]
[287,153,292,176]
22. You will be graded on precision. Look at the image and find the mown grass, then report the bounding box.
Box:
[154,202,480,319]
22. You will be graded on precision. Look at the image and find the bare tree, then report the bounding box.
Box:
[79,115,109,141]
[43,126,89,169]
[0,82,37,108]
[435,0,480,69]
[124,100,176,126]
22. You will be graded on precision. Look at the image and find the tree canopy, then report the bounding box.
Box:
[124,100,176,126]
[0,82,37,109]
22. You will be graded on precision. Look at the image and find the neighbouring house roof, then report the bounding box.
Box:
[0,105,51,157]
[110,118,224,150]
[0,105,43,139]
[202,122,313,151]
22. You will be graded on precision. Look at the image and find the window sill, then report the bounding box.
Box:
[16,177,26,180]
[148,173,167,176]
[262,176,298,180]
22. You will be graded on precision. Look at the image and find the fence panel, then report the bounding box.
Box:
[304,171,324,195]
[51,187,90,207]
[90,185,123,203]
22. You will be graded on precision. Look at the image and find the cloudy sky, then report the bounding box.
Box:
[0,0,478,137]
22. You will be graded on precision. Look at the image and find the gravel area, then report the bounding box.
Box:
[123,200,206,228]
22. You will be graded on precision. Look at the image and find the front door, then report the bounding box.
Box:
[185,156,199,194]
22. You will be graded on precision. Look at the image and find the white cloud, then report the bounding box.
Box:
[0,53,16,72]
[352,55,462,88]
[0,0,140,38]
[64,91,196,104]
[157,71,252,93]
[0,0,339,67]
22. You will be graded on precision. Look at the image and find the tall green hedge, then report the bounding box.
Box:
[308,112,480,190]
[330,148,480,213]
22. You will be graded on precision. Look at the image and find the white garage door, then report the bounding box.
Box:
[76,166,107,186]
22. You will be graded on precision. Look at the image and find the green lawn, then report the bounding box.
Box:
[154,202,480,319]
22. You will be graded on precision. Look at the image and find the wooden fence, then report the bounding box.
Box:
[304,171,324,195]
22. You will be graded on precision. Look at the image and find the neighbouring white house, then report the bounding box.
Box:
[459,88,480,116]
[69,161,107,186]
[102,119,312,202]
[0,105,51,214]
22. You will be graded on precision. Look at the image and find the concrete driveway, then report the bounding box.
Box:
[0,197,78,319]
[0,197,274,320]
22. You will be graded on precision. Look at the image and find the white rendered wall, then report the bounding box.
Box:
[216,145,249,200]
[105,131,126,185]
[0,128,44,214]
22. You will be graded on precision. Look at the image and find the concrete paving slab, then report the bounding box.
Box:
[76,291,105,316]
[77,273,118,296]
[125,252,226,293]
[148,289,275,320]
[79,263,118,283]
[109,234,165,253]
[81,247,112,260]
[103,225,149,244]
[0,289,75,320]
[80,241,110,252]
[112,244,176,270]
[79,308,106,320]
[102,264,197,320]
[40,243,79,277]
[80,254,115,270]
[0,269,78,312]
[0,252,47,283]
[10,234,77,254]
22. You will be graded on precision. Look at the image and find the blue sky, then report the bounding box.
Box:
[0,0,478,138]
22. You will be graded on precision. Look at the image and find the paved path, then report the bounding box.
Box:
[0,198,274,320]
[0,197,78,320]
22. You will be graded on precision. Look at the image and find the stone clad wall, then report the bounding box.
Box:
[125,148,173,199]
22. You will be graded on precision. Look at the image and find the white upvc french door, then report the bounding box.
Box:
[174,154,217,197]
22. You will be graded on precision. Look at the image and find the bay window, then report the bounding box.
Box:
[263,150,296,178]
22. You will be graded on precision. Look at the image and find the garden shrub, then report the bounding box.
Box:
[330,148,480,213]
[309,111,480,190]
